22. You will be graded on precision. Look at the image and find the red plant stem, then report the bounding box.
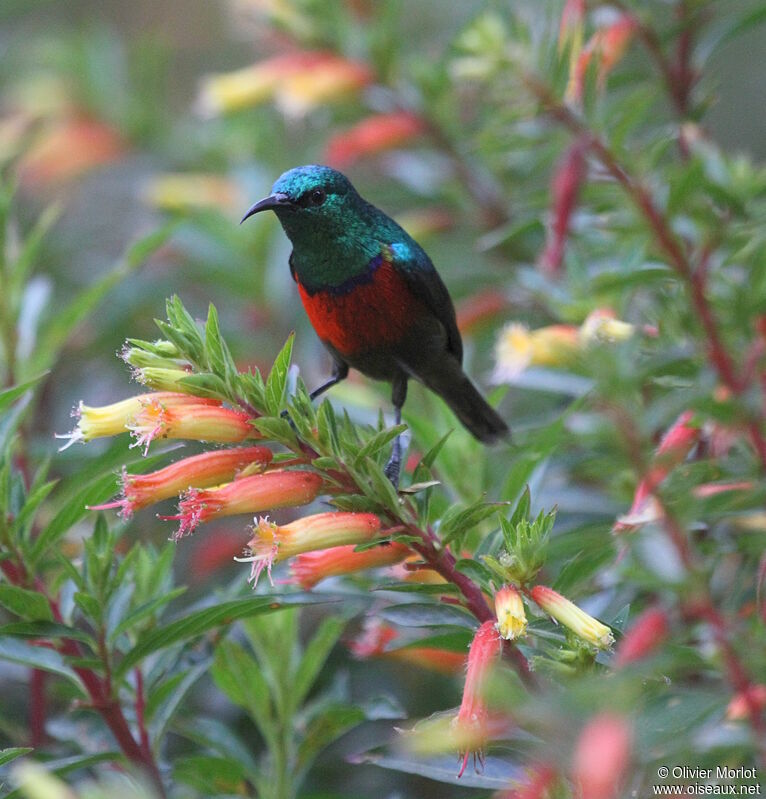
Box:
[607,0,697,134]
[29,669,47,747]
[406,524,536,687]
[524,74,766,471]
[135,668,151,757]
[2,582,169,797]
[691,602,766,757]
[232,397,534,684]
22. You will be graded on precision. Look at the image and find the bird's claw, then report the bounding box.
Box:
[280,408,298,432]
[384,455,400,489]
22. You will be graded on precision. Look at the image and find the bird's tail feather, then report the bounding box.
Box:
[420,362,509,444]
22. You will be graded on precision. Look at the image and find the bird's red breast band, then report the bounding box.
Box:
[297,256,424,357]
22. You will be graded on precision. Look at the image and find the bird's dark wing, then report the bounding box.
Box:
[385,242,463,363]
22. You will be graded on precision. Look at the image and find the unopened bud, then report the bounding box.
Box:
[530,585,614,649]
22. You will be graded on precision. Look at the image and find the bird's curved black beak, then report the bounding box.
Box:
[240,192,292,224]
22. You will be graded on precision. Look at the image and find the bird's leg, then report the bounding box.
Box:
[281,361,348,421]
[384,377,408,488]
[309,361,349,402]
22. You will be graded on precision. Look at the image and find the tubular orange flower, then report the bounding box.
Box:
[614,410,701,532]
[456,289,510,336]
[539,138,588,276]
[456,620,502,778]
[494,585,527,641]
[164,470,323,539]
[394,208,454,242]
[239,511,382,586]
[388,555,446,585]
[197,51,372,118]
[88,445,273,518]
[499,763,557,799]
[393,645,467,676]
[614,607,669,667]
[290,541,409,589]
[567,14,638,104]
[578,308,636,344]
[349,619,466,675]
[726,684,766,721]
[276,53,373,117]
[56,392,219,450]
[19,116,125,187]
[348,619,398,658]
[127,401,258,454]
[142,173,245,214]
[571,714,632,799]
[196,52,320,115]
[529,586,614,650]
[324,112,425,168]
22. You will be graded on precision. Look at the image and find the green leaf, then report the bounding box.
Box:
[0,637,85,693]
[0,748,32,768]
[173,754,247,794]
[175,718,261,784]
[362,456,402,517]
[30,448,171,564]
[292,616,346,710]
[116,593,336,678]
[0,584,53,622]
[147,657,211,749]
[0,620,93,644]
[265,333,295,415]
[211,640,273,738]
[9,203,60,292]
[2,753,122,798]
[11,478,58,537]
[0,374,48,415]
[377,602,476,629]
[358,751,522,789]
[253,416,300,448]
[108,586,187,642]
[354,424,407,466]
[439,501,501,547]
[297,703,365,774]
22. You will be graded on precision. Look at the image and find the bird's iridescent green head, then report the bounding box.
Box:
[241,164,410,289]
[241,164,362,242]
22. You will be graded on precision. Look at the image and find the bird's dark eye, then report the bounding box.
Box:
[309,188,326,206]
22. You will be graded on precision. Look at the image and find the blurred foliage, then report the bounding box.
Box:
[1,1,766,797]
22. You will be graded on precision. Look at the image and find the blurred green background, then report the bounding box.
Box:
[1,1,765,796]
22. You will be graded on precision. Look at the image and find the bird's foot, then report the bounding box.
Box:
[384,433,403,489]
[384,453,400,489]
[279,408,298,433]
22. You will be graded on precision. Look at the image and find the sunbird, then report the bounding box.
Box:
[242,164,509,483]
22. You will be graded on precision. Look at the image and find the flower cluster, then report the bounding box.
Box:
[196,50,372,119]
[492,308,647,382]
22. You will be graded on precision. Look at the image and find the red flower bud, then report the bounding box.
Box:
[614,607,669,667]
[240,511,381,586]
[162,470,323,538]
[615,411,700,532]
[572,714,631,799]
[456,620,502,777]
[324,112,425,168]
[88,446,273,518]
[291,541,409,589]
[539,139,588,276]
